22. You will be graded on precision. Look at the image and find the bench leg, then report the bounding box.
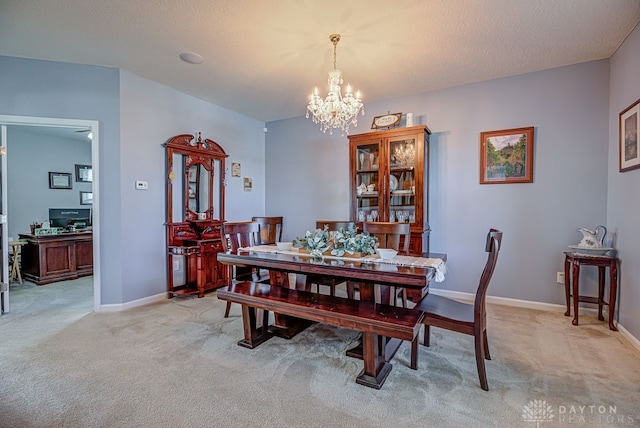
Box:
[237,305,272,349]
[356,332,393,389]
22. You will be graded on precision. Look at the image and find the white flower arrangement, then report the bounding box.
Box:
[294,224,378,258]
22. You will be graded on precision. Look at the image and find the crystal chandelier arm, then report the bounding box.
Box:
[306,34,364,135]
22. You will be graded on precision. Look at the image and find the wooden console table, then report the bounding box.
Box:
[563,252,618,331]
[19,232,93,285]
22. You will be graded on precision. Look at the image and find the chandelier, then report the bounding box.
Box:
[306,34,364,135]
[394,142,416,167]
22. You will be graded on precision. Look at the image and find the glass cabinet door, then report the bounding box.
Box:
[388,137,417,224]
[354,142,382,222]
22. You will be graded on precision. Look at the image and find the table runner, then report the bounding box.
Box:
[240,245,447,282]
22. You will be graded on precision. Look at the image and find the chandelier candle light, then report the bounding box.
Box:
[306,34,364,135]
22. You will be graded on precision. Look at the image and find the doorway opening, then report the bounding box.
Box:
[0,115,100,313]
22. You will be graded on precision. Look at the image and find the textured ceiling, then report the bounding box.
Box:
[1,0,639,123]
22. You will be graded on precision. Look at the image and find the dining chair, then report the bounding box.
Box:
[305,220,357,297]
[411,228,503,391]
[251,216,283,245]
[362,221,411,306]
[220,221,262,317]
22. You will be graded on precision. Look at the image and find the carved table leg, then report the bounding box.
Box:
[355,331,392,389]
[597,266,606,321]
[564,255,571,316]
[572,259,580,326]
[609,260,618,331]
[268,270,315,339]
[237,305,272,349]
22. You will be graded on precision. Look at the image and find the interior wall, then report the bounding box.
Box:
[266,59,611,307]
[0,56,266,307]
[0,55,122,305]
[119,71,266,303]
[7,127,92,239]
[608,23,640,340]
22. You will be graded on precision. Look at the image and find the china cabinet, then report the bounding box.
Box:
[164,133,229,298]
[349,125,431,254]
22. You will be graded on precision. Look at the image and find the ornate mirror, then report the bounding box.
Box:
[164,133,228,224]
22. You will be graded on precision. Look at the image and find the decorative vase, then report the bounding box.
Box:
[406,112,413,127]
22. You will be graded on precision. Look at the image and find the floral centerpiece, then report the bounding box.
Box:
[331,225,378,257]
[294,225,331,258]
[294,225,378,258]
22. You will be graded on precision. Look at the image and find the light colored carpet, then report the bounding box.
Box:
[1,279,639,427]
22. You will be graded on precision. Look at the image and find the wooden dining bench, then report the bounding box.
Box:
[217,281,424,389]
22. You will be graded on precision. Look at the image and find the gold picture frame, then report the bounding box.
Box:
[479,127,534,184]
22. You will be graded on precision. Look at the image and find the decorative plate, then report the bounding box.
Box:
[389,175,398,191]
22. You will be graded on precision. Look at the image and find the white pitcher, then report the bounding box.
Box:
[577,225,607,248]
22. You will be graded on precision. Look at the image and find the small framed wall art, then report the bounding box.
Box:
[479,127,534,184]
[49,172,72,189]
[371,113,402,130]
[75,164,93,182]
[80,191,93,205]
[619,99,640,172]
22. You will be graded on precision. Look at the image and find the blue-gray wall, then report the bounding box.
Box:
[7,127,92,239]
[118,71,266,303]
[608,23,640,340]
[267,58,610,302]
[0,55,122,305]
[0,55,266,306]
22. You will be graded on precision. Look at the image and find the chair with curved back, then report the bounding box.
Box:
[362,221,411,306]
[220,221,262,318]
[305,220,356,297]
[251,216,283,280]
[251,216,283,245]
[411,228,503,391]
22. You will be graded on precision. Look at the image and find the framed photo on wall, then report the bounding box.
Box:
[619,99,640,172]
[479,127,534,184]
[80,191,93,205]
[49,172,72,189]
[75,164,93,182]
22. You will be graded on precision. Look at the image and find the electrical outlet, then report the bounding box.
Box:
[135,180,148,190]
[556,272,565,284]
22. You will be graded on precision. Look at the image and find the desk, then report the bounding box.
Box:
[563,252,618,331]
[9,240,26,284]
[19,232,93,285]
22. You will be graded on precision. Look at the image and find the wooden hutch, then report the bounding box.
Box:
[348,125,431,254]
[164,133,229,298]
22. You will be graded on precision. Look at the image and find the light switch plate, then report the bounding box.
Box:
[135,180,148,190]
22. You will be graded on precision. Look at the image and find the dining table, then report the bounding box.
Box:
[217,246,447,361]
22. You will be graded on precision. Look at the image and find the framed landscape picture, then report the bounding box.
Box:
[479,127,534,184]
[619,99,640,172]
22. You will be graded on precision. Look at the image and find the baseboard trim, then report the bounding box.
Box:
[97,292,167,312]
[428,287,640,354]
[617,324,640,352]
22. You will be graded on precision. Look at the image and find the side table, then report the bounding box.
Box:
[563,252,618,331]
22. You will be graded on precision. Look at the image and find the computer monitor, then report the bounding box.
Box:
[49,208,92,229]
